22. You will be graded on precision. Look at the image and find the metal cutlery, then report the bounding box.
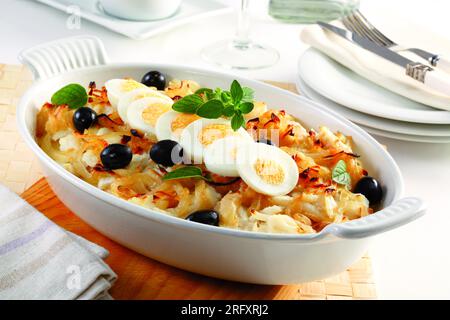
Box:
[317,22,450,97]
[341,10,450,73]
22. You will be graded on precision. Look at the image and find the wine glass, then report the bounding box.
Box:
[201,0,279,69]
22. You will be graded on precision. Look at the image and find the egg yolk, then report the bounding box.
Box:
[198,124,234,146]
[121,80,145,92]
[254,159,285,185]
[171,114,199,136]
[142,102,171,126]
[134,92,152,101]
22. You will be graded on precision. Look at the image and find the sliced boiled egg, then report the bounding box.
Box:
[235,142,299,196]
[179,118,253,164]
[104,79,147,109]
[118,87,172,123]
[204,136,251,177]
[155,111,200,142]
[126,97,173,135]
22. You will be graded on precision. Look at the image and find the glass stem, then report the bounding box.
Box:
[234,0,251,48]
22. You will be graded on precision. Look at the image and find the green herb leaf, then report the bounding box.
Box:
[238,102,254,114]
[162,166,209,181]
[195,88,214,101]
[230,80,243,103]
[172,94,204,113]
[213,88,223,100]
[332,160,351,188]
[51,83,88,109]
[196,99,224,119]
[195,88,213,96]
[221,91,232,103]
[231,112,244,131]
[242,87,254,103]
[222,105,235,117]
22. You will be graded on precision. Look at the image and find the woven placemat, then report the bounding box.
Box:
[0,64,376,299]
[0,64,42,193]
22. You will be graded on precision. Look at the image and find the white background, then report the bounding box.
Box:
[1,0,450,299]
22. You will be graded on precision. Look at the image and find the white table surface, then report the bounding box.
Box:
[2,0,450,299]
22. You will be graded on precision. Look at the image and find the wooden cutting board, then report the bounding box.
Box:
[3,63,376,299]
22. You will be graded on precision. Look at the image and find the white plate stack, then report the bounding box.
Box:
[296,48,450,143]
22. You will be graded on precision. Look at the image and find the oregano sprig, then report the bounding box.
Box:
[172,80,254,130]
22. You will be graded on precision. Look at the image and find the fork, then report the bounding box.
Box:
[342,10,450,73]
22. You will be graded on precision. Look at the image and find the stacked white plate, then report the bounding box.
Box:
[296,48,450,143]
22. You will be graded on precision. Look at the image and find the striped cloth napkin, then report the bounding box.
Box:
[0,183,117,300]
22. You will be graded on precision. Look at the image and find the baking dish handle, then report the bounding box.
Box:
[18,35,108,81]
[323,197,426,239]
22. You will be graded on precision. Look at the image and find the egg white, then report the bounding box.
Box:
[126,97,173,135]
[235,142,299,196]
[118,87,172,123]
[179,118,253,164]
[204,136,251,177]
[104,79,147,109]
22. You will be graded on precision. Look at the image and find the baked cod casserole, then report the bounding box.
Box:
[35,70,383,235]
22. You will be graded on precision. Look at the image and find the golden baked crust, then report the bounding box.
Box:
[36,80,372,234]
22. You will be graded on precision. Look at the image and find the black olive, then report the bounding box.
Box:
[73,107,97,133]
[141,71,166,90]
[354,176,383,204]
[186,210,219,226]
[150,140,183,167]
[257,139,274,146]
[100,144,132,170]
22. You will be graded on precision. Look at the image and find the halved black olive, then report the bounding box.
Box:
[73,107,97,133]
[100,144,132,170]
[353,176,383,204]
[186,210,219,226]
[150,140,183,167]
[141,71,166,90]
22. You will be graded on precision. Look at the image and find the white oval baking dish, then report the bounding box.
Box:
[17,36,426,284]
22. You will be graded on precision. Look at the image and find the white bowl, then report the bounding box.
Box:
[17,36,426,284]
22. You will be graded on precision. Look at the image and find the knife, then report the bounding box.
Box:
[317,22,450,97]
